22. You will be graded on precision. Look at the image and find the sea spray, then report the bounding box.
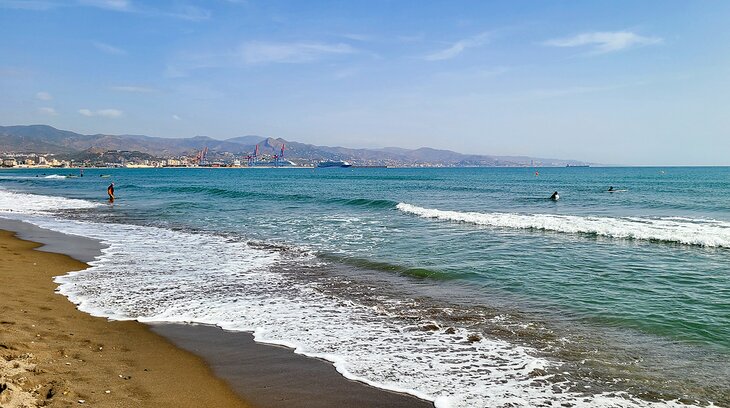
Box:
[0,189,102,214]
[396,203,730,248]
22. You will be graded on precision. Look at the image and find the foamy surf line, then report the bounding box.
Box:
[0,188,102,214]
[397,203,730,248]
[0,189,709,407]
[14,214,706,408]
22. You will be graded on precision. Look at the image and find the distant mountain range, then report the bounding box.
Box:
[0,125,592,167]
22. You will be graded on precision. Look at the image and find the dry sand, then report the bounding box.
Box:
[0,223,433,408]
[0,230,251,408]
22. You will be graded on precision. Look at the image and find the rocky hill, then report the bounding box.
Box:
[0,125,591,167]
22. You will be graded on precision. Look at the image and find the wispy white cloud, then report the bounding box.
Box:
[425,32,491,61]
[77,0,131,11]
[1,0,210,21]
[0,0,58,10]
[93,41,127,55]
[544,31,662,54]
[166,4,210,21]
[110,85,156,93]
[80,0,210,20]
[36,91,52,100]
[0,0,128,11]
[239,41,355,64]
[168,40,358,76]
[79,108,123,118]
[172,114,181,120]
[38,107,58,116]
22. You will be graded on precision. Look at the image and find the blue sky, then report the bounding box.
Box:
[1,0,729,165]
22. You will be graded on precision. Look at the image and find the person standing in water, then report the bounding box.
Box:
[107,182,115,202]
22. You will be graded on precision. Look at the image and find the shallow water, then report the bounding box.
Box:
[1,167,728,407]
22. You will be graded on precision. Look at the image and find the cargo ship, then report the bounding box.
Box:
[317,160,352,168]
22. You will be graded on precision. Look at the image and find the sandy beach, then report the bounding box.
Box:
[152,324,433,408]
[0,229,251,407]
[0,221,434,408]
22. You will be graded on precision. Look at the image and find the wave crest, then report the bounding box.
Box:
[0,189,101,214]
[397,203,730,248]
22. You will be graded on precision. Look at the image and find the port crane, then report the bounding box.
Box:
[272,143,285,167]
[196,147,208,165]
[246,145,259,166]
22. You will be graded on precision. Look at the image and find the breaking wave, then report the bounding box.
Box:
[396,203,730,248]
[18,215,700,408]
[0,185,714,407]
[0,189,102,214]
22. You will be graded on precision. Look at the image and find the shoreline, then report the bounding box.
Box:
[152,324,434,408]
[0,228,251,407]
[0,217,433,408]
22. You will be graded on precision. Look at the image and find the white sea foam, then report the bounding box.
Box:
[0,189,101,214]
[0,184,709,407]
[44,174,66,179]
[397,203,730,248]
[6,211,700,408]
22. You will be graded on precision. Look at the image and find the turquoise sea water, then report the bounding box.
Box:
[1,166,728,407]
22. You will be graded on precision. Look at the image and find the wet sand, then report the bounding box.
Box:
[0,220,434,407]
[0,229,251,407]
[153,324,434,408]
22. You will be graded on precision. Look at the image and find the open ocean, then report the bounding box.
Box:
[1,166,728,407]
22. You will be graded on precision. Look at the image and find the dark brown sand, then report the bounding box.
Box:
[153,324,434,408]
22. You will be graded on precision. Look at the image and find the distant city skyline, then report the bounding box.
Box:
[1,0,729,165]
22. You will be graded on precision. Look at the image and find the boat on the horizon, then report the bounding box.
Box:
[317,160,352,168]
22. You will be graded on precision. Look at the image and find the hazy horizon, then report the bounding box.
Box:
[1,1,729,166]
